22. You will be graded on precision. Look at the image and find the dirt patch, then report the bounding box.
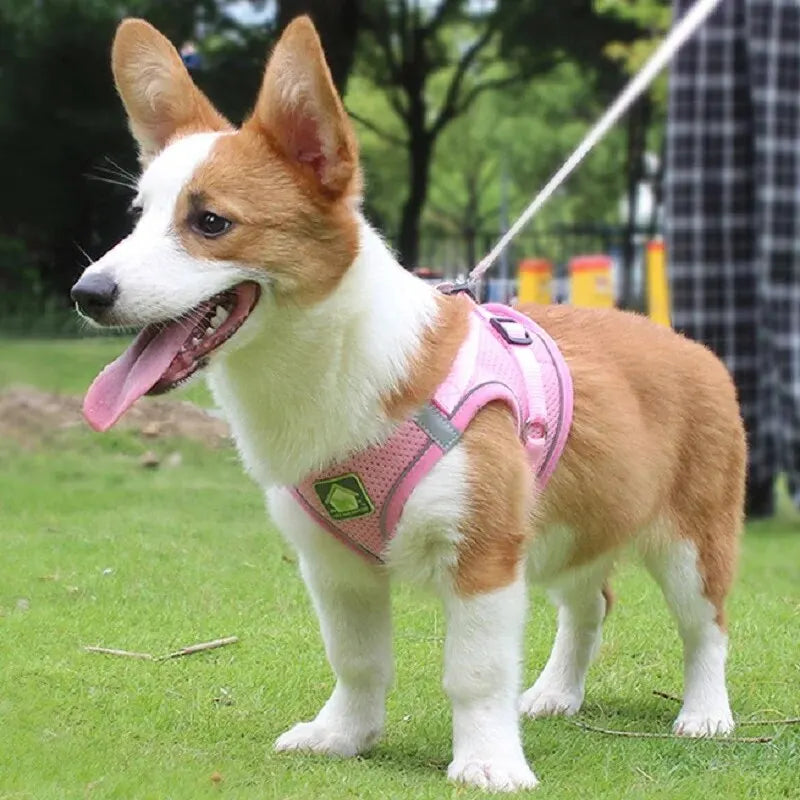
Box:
[0,386,231,449]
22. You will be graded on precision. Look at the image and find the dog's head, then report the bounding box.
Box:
[73,16,361,431]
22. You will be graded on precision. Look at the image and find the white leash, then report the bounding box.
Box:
[463,0,724,289]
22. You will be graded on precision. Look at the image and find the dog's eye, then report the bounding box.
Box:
[193,211,232,239]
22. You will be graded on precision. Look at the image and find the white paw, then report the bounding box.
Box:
[448,756,539,793]
[519,685,583,718]
[274,719,379,757]
[673,708,735,738]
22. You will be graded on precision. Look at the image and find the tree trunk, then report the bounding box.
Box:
[277,0,360,92]
[397,136,431,269]
[464,226,477,268]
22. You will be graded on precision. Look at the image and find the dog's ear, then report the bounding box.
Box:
[112,19,230,166]
[247,16,359,198]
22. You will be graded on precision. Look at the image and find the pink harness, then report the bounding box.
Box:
[290,302,573,564]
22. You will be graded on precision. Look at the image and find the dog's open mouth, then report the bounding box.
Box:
[83,281,260,432]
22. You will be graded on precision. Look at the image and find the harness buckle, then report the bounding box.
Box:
[490,316,532,346]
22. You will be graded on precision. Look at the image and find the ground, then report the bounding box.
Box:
[1,338,798,799]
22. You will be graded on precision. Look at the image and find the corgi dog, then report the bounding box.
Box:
[71,16,745,792]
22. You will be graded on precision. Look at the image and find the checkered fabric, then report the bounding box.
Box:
[665,0,800,500]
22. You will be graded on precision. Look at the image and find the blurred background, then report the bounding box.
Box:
[0,0,671,335]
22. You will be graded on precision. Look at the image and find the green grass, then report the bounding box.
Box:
[1,339,799,799]
[0,337,212,406]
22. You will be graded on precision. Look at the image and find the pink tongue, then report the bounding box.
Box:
[83,322,191,432]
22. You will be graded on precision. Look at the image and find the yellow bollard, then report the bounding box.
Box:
[518,258,552,304]
[646,239,671,327]
[569,254,614,308]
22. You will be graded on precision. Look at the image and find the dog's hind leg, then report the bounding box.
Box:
[269,489,392,757]
[641,523,737,737]
[520,557,613,719]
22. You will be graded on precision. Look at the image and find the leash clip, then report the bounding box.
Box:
[437,281,476,300]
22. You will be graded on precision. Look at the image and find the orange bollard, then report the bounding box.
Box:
[569,254,614,308]
[518,258,553,304]
[646,239,670,327]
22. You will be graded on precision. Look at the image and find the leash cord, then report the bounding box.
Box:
[465,0,725,288]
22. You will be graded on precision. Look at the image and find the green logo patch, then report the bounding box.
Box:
[314,473,375,521]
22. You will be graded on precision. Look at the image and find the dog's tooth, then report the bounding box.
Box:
[215,306,230,324]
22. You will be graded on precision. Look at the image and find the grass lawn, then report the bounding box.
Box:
[1,338,799,799]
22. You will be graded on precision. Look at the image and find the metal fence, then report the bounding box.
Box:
[417,222,659,310]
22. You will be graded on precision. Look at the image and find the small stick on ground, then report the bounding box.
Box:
[571,720,774,744]
[652,689,681,704]
[159,636,239,660]
[83,646,153,660]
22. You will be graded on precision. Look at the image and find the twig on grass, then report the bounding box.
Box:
[652,689,800,726]
[158,636,239,660]
[652,689,681,704]
[84,636,239,661]
[570,719,774,744]
[83,646,153,660]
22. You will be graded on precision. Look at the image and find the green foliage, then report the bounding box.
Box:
[0,0,667,318]
[0,0,134,307]
[597,0,672,108]
[421,60,628,269]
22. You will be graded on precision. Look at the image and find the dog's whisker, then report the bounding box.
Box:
[85,172,138,191]
[102,155,138,182]
[73,242,95,267]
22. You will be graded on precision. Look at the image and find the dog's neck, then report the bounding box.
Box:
[207,217,441,486]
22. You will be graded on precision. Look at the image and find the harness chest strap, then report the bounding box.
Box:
[288,303,574,563]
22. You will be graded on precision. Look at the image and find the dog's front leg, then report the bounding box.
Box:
[274,552,392,756]
[443,576,538,792]
[270,493,392,757]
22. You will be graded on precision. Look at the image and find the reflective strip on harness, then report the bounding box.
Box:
[289,303,573,563]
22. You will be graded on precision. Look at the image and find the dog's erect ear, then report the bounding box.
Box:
[247,16,359,198]
[112,19,230,166]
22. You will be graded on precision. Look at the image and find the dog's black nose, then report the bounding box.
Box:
[70,273,118,318]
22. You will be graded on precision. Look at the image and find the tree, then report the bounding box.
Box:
[422,59,629,272]
[351,0,642,269]
[351,2,512,267]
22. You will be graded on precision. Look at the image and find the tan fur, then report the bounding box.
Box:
[383,293,472,420]
[248,16,361,199]
[452,304,745,615]
[175,128,359,306]
[111,19,231,165]
[601,582,614,618]
[530,304,744,624]
[111,16,362,307]
[439,303,744,611]
[457,402,533,596]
